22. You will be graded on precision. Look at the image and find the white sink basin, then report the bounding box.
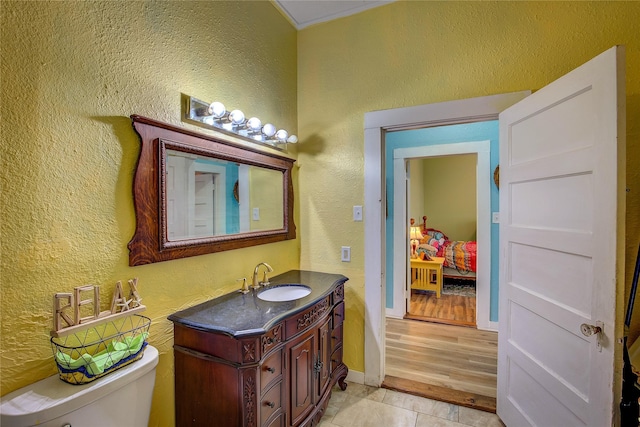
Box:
[258,285,311,302]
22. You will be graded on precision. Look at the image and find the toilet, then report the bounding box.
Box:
[0,345,159,427]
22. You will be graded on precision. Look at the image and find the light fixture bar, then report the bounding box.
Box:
[184,96,297,149]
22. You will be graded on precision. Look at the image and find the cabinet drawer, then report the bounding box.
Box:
[333,302,344,327]
[285,296,331,338]
[330,326,342,353]
[262,323,284,356]
[263,411,284,427]
[331,346,343,372]
[260,381,282,426]
[333,283,345,304]
[260,350,282,391]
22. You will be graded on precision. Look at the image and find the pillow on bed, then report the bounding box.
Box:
[424,229,447,241]
[422,237,441,249]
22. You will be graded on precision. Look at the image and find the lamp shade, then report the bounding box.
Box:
[410,227,424,240]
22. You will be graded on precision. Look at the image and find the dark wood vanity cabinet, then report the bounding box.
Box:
[172,283,348,427]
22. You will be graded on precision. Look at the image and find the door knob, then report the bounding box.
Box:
[580,321,604,352]
[580,323,601,336]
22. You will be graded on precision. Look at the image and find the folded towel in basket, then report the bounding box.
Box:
[55,332,148,376]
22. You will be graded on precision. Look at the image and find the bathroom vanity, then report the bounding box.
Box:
[168,270,348,427]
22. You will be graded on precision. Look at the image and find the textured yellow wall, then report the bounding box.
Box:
[422,155,478,242]
[0,2,297,425]
[297,1,640,373]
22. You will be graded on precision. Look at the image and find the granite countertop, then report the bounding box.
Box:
[168,270,348,337]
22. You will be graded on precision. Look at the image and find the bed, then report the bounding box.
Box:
[412,216,477,276]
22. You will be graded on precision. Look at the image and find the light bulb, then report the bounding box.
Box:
[229,109,245,125]
[246,117,262,132]
[287,135,298,144]
[275,129,288,141]
[208,102,226,118]
[262,123,276,138]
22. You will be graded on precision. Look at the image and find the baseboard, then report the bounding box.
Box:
[346,370,364,385]
[477,320,498,332]
[385,308,404,319]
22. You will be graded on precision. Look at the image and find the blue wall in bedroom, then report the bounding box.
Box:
[385,120,500,322]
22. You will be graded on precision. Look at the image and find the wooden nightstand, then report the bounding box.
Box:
[410,257,445,298]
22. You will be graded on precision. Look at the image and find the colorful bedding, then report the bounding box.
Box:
[417,228,477,273]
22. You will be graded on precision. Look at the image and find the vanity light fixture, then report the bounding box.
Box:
[185,95,298,148]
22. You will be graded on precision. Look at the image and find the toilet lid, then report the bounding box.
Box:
[0,345,158,426]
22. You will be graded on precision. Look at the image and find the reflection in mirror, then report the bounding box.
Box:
[128,115,296,266]
[165,149,284,241]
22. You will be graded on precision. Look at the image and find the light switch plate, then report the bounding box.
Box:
[253,207,260,221]
[341,246,351,262]
[353,206,363,221]
[492,212,500,223]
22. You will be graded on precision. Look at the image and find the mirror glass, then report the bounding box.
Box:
[165,149,284,241]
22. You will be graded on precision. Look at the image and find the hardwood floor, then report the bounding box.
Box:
[384,317,498,412]
[407,289,476,327]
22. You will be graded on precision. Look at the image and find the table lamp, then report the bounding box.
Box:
[410,226,424,258]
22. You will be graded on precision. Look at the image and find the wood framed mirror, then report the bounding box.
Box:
[128,115,296,266]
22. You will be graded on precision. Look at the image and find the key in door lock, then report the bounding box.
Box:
[580,321,604,352]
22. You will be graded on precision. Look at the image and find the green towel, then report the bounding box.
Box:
[56,332,148,376]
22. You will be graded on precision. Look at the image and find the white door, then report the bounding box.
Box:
[166,154,190,240]
[497,46,625,426]
[193,172,216,236]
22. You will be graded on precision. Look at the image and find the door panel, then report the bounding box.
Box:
[507,361,586,426]
[288,331,314,426]
[498,46,625,427]
[510,244,592,316]
[509,88,595,164]
[317,318,332,399]
[511,174,593,231]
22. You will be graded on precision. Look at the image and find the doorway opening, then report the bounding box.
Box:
[405,154,478,328]
[386,135,495,410]
[387,135,493,329]
[363,91,531,410]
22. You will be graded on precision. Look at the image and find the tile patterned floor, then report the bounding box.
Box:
[319,382,505,427]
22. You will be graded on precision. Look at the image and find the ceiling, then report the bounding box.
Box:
[273,0,396,30]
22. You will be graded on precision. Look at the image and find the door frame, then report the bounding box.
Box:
[391,141,491,330]
[363,91,530,386]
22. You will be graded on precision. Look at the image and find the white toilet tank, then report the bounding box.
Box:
[0,345,159,427]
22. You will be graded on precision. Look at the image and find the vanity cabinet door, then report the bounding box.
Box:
[317,317,332,399]
[287,329,315,426]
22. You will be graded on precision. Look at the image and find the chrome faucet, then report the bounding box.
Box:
[252,262,273,289]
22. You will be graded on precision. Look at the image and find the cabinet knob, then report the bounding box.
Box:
[266,401,275,408]
[266,366,275,373]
